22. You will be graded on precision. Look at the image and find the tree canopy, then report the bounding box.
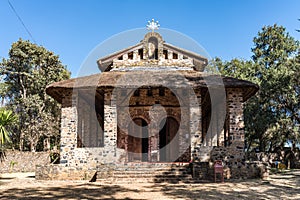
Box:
[210,24,300,152]
[0,39,70,151]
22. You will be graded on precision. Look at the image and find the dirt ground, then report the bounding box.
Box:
[0,170,300,200]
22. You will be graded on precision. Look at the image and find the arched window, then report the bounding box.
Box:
[148,37,158,59]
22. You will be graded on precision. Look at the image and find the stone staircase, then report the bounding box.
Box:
[95,163,197,184]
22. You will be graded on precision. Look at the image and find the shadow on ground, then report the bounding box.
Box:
[153,179,300,200]
[0,184,142,200]
[0,170,299,199]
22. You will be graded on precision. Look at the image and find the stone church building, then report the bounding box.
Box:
[37,28,265,181]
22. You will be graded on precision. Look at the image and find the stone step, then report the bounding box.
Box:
[97,166,191,171]
[97,169,191,175]
[94,164,193,183]
[110,171,190,175]
[96,177,196,184]
[111,168,190,172]
[95,177,209,184]
[96,163,190,169]
[96,173,189,177]
[97,173,191,179]
[96,172,192,183]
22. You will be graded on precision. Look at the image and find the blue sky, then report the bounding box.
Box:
[1,0,300,77]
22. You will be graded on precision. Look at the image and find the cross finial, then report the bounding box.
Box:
[147,19,160,32]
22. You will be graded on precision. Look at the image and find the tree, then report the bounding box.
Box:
[0,108,17,161]
[211,24,300,152]
[209,58,274,151]
[252,24,300,151]
[0,108,17,146]
[0,39,70,151]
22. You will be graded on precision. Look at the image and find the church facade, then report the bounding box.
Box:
[37,27,265,181]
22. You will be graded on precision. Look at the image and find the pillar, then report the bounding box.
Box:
[60,90,77,166]
[227,88,245,149]
[190,88,202,162]
[103,89,118,162]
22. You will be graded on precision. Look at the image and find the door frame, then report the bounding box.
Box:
[127,118,149,162]
[159,117,179,162]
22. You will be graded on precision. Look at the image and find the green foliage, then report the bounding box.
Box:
[50,152,60,164]
[211,24,300,152]
[0,108,18,146]
[0,39,70,151]
[9,160,18,172]
[0,108,17,162]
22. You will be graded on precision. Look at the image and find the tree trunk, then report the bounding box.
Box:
[268,141,273,153]
[246,138,253,152]
[19,134,24,151]
[30,141,36,152]
[259,138,265,152]
[43,137,50,151]
[292,140,296,151]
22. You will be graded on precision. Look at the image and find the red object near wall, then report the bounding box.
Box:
[214,160,224,183]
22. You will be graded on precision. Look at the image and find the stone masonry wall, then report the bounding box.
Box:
[227,88,245,148]
[192,146,267,180]
[190,88,265,179]
[35,164,96,180]
[59,90,79,166]
[190,89,202,162]
[58,89,125,170]
[38,85,253,180]
[116,87,191,162]
[111,32,195,71]
[0,150,49,173]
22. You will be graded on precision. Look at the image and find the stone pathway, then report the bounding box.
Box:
[0,170,299,199]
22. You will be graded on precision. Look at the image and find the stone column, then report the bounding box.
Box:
[190,89,202,162]
[133,50,139,60]
[123,53,128,61]
[60,90,77,166]
[168,50,173,60]
[83,104,90,146]
[227,88,244,149]
[103,89,118,163]
[149,125,159,162]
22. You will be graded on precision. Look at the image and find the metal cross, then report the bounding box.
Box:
[147,19,160,32]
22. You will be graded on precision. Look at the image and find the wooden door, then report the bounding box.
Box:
[159,117,179,162]
[128,118,148,162]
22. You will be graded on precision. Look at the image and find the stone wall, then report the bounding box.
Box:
[43,77,255,180]
[190,89,202,162]
[58,89,127,170]
[35,164,96,180]
[0,150,50,173]
[192,146,267,180]
[116,87,191,162]
[247,148,300,169]
[111,32,196,71]
[227,88,245,148]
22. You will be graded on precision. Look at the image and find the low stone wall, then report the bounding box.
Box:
[0,150,50,173]
[192,161,266,180]
[35,164,96,180]
[246,148,300,169]
[192,146,268,180]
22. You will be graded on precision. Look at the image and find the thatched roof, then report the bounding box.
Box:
[46,70,258,103]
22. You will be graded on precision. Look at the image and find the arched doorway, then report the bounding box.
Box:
[128,118,148,162]
[159,117,179,162]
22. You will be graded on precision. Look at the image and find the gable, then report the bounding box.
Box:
[97,32,208,72]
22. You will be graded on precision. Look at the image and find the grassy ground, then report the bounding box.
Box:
[0,170,299,199]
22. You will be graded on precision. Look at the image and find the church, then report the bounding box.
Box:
[37,21,265,182]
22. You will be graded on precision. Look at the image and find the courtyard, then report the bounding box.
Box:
[1,170,299,199]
